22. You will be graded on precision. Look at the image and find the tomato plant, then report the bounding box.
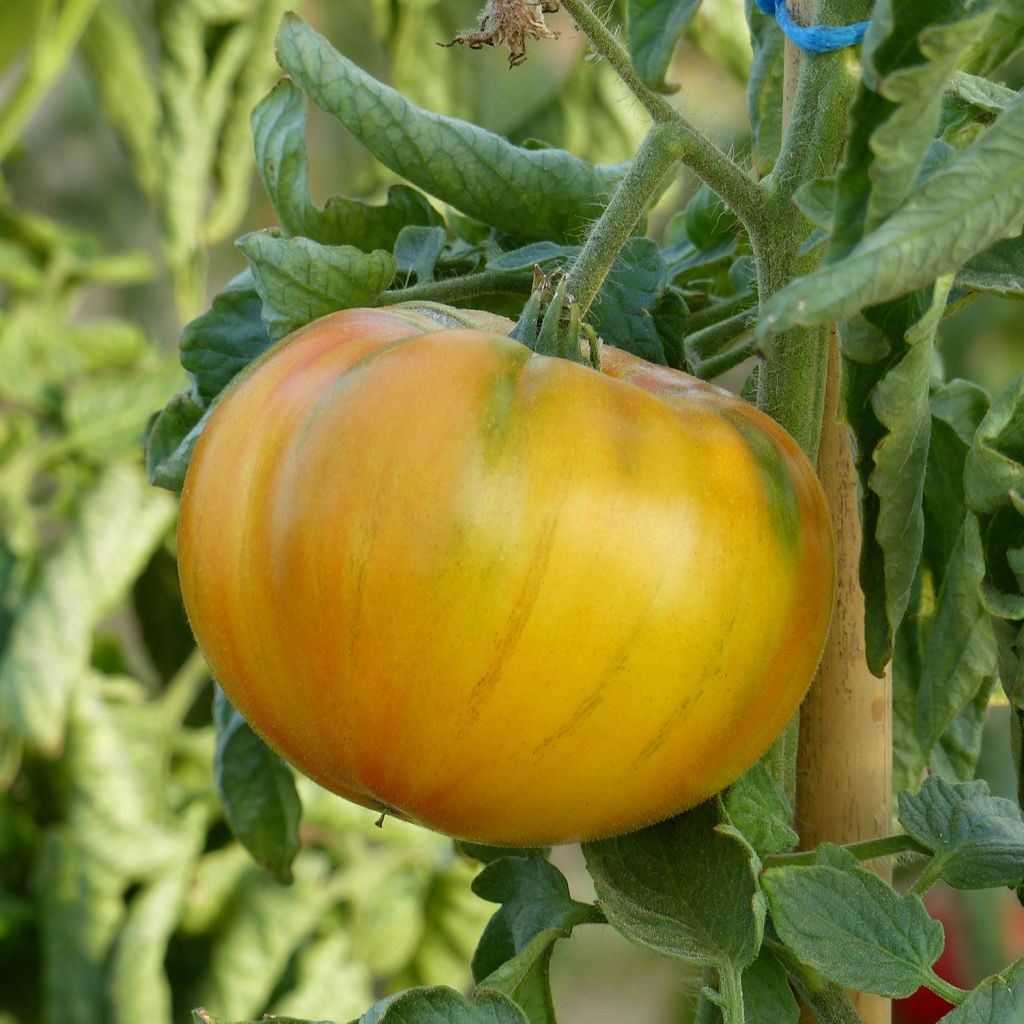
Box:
[177,307,833,845]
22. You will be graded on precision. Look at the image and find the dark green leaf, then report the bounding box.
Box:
[145,391,207,493]
[899,775,1024,890]
[360,987,529,1024]
[180,271,273,405]
[589,237,671,364]
[964,374,1024,516]
[832,0,993,257]
[684,184,740,250]
[725,761,798,855]
[471,855,602,982]
[487,243,572,272]
[917,514,998,753]
[0,464,175,752]
[583,800,764,972]
[627,0,701,93]
[214,687,301,883]
[275,14,626,244]
[742,947,799,1024]
[761,94,1024,334]
[762,863,944,998]
[237,230,397,340]
[936,956,1024,1023]
[252,79,442,251]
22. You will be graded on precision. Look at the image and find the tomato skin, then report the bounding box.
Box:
[178,308,834,846]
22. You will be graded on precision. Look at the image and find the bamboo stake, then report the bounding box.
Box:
[781,6,893,1022]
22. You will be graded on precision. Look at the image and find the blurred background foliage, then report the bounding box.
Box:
[1,1,1023,1023]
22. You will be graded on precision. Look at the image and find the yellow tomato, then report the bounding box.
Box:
[178,306,834,846]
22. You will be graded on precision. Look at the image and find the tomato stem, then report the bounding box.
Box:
[762,833,929,869]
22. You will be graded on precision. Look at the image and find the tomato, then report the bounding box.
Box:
[178,305,834,846]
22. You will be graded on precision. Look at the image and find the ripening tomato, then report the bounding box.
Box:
[178,305,834,846]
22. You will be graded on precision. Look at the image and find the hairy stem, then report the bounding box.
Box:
[763,833,928,869]
[381,269,533,305]
[567,122,686,315]
[925,973,968,1007]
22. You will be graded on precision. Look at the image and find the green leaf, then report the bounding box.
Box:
[762,863,944,998]
[274,14,626,244]
[394,226,448,284]
[832,0,993,257]
[961,0,1024,76]
[957,234,1024,299]
[186,852,338,1020]
[760,94,1024,334]
[471,855,602,981]
[742,947,799,1024]
[588,237,671,364]
[745,0,784,178]
[627,0,701,93]
[937,956,1024,1023]
[725,760,798,856]
[269,932,374,1023]
[582,800,764,973]
[898,775,1024,890]
[237,230,396,341]
[0,463,175,752]
[470,854,601,1024]
[964,374,1024,517]
[948,72,1019,117]
[145,393,209,493]
[867,278,952,671]
[213,686,302,884]
[917,514,998,753]
[359,987,529,1024]
[180,271,273,405]
[252,79,442,251]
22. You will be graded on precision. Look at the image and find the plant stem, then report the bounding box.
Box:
[719,962,746,1024]
[381,269,533,305]
[687,292,758,332]
[558,0,765,231]
[557,0,676,122]
[567,122,686,315]
[909,856,947,897]
[685,309,756,362]
[925,972,968,1007]
[763,833,928,869]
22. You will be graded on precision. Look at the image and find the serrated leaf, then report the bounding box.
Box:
[583,800,764,973]
[762,863,944,998]
[898,775,1024,890]
[275,14,626,244]
[627,0,701,93]
[937,957,1024,1023]
[237,230,396,340]
[0,463,175,752]
[833,0,993,256]
[180,271,273,404]
[360,987,529,1024]
[865,277,952,671]
[761,94,1024,334]
[252,80,442,251]
[589,237,671,364]
[917,514,998,753]
[745,0,784,177]
[725,760,798,855]
[214,687,301,883]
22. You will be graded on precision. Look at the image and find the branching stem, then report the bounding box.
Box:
[763,833,930,869]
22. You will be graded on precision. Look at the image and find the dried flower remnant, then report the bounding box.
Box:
[440,0,560,67]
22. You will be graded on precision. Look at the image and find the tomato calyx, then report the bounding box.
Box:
[510,268,601,369]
